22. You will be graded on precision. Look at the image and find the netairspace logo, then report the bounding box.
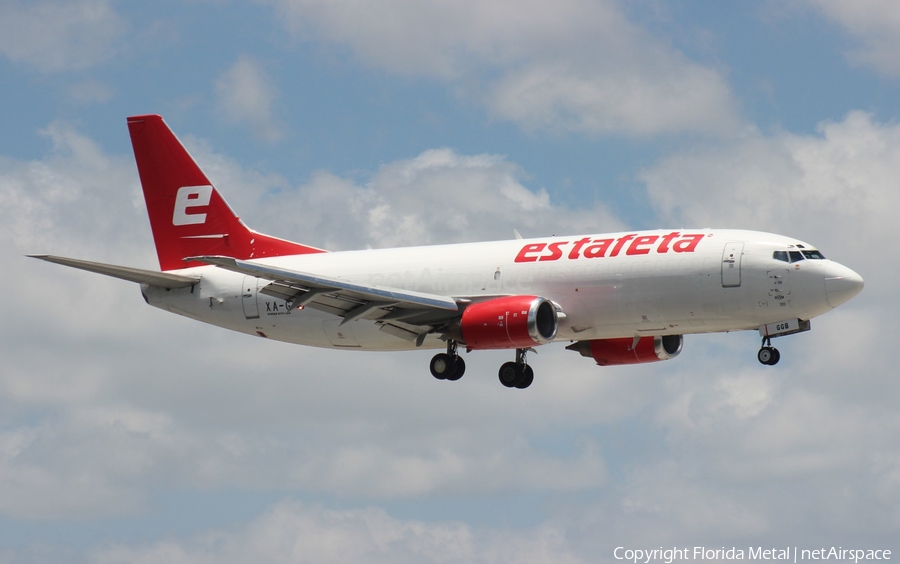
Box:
[614,547,892,564]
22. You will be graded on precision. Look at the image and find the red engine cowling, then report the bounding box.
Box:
[567,335,683,366]
[455,295,558,349]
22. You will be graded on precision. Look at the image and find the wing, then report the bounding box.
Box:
[188,256,464,343]
[28,255,200,288]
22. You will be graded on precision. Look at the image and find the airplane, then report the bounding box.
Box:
[30,114,865,389]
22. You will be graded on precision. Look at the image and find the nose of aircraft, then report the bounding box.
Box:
[824,262,864,308]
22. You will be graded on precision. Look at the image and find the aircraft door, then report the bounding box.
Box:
[242,276,260,319]
[721,242,743,287]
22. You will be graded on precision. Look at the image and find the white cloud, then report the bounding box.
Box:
[807,0,900,76]
[91,500,583,564]
[0,123,629,520]
[482,59,734,136]
[0,121,147,262]
[0,416,150,519]
[214,56,284,142]
[0,0,125,72]
[266,0,739,136]
[4,122,900,555]
[619,463,770,535]
[715,374,778,419]
[640,111,898,300]
[180,142,624,250]
[636,114,900,528]
[297,148,621,249]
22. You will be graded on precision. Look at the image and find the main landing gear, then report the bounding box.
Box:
[757,336,780,366]
[498,348,534,389]
[429,343,535,389]
[430,340,466,381]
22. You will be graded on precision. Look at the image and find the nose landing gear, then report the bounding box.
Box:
[430,340,466,381]
[757,336,780,366]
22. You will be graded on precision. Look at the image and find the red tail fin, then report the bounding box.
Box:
[127,114,324,271]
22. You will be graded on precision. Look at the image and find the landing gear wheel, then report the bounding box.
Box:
[431,340,465,381]
[514,365,534,389]
[430,353,455,379]
[757,335,781,366]
[757,347,780,366]
[499,348,535,389]
[446,356,466,381]
[499,362,518,388]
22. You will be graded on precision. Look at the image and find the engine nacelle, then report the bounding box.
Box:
[567,335,683,366]
[454,295,558,349]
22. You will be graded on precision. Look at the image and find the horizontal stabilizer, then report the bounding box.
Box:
[28,255,199,288]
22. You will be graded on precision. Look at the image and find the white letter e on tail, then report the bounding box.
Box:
[173,185,213,226]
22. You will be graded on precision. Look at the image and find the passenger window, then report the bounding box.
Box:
[773,251,789,263]
[789,251,804,262]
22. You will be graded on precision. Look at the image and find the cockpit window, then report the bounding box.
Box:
[774,249,824,263]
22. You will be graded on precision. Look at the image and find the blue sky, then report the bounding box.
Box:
[1,1,899,562]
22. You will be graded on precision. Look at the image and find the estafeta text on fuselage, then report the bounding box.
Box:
[515,231,706,263]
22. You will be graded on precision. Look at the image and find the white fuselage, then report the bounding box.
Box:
[141,229,854,351]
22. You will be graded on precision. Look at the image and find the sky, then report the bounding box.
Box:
[1,0,898,562]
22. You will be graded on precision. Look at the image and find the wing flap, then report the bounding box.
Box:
[28,255,199,288]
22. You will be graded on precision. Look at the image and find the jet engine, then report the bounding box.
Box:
[567,335,683,366]
[452,295,558,349]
